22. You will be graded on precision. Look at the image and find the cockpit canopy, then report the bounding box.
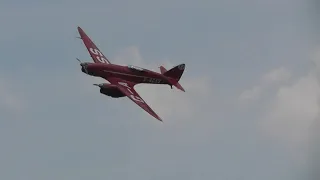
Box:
[127,65,145,72]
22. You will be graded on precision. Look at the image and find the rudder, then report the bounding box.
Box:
[160,64,186,92]
[163,64,185,81]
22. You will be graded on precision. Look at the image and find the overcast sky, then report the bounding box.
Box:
[0,0,319,179]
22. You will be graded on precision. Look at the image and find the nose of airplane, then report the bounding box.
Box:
[76,58,89,74]
[81,64,88,74]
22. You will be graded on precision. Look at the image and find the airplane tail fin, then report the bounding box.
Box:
[159,64,186,92]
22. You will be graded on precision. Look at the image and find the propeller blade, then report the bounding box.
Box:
[93,83,102,87]
[76,58,82,63]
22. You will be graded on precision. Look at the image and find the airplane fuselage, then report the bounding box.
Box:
[82,63,171,85]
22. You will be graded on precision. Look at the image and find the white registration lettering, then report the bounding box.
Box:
[89,48,108,63]
[143,77,161,84]
[96,56,108,63]
[130,95,145,103]
[127,88,134,95]
[118,82,145,103]
[118,82,130,88]
[90,48,102,56]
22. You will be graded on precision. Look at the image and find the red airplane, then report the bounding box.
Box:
[76,26,186,121]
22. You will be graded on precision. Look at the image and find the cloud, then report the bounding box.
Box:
[262,72,320,146]
[113,46,144,66]
[0,0,314,179]
[235,48,320,174]
[239,48,320,170]
[0,77,25,116]
[239,67,291,102]
[113,46,176,71]
[261,47,320,145]
[262,67,292,84]
[308,116,320,179]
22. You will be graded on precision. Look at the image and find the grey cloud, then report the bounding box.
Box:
[308,117,320,180]
[0,0,318,179]
[239,67,291,103]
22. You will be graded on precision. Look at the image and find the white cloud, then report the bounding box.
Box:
[0,0,314,179]
[0,77,25,115]
[258,71,320,168]
[233,48,320,171]
[261,48,320,145]
[239,67,291,102]
[262,67,291,84]
[113,46,144,66]
[262,72,320,145]
[239,86,262,101]
[249,48,320,166]
[113,46,176,71]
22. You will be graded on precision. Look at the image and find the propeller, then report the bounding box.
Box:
[76,58,88,74]
[93,83,103,87]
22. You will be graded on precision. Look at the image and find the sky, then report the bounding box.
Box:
[0,0,319,179]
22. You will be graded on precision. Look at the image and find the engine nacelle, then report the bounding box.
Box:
[98,84,126,98]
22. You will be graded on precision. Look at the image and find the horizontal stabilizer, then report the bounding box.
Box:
[160,64,186,92]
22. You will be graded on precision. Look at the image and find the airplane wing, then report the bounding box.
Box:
[77,26,111,64]
[108,78,162,122]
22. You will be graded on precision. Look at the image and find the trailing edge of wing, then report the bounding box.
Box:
[108,78,162,122]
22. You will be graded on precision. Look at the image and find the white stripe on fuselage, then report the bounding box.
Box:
[103,70,149,78]
[103,70,165,83]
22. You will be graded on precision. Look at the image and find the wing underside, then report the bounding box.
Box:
[108,78,162,122]
[77,26,111,64]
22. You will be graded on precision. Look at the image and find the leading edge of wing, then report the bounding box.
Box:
[77,26,111,64]
[108,78,162,122]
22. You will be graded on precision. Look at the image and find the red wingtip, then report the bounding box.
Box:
[157,116,163,122]
[77,27,84,36]
[77,26,88,36]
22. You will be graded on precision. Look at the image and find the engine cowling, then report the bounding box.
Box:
[96,84,126,98]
